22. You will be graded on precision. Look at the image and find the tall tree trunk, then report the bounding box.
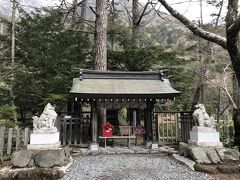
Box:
[191,81,201,110]
[199,40,206,104]
[10,0,17,122]
[226,0,240,85]
[233,74,240,144]
[94,0,108,71]
[80,0,87,31]
[233,108,240,145]
[191,1,205,107]
[93,0,108,145]
[110,0,116,50]
[132,0,140,47]
[226,0,240,145]
[72,0,78,21]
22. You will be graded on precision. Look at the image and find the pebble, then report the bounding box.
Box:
[62,154,213,180]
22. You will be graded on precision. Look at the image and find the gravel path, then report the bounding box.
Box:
[62,154,213,180]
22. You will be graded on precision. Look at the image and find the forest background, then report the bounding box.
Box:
[0,0,236,144]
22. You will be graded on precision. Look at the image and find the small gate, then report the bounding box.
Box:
[59,112,91,147]
[180,112,195,143]
[155,112,194,144]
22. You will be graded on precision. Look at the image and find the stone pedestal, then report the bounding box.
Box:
[188,126,223,147]
[89,143,99,151]
[27,130,61,150]
[151,143,159,149]
[144,141,152,147]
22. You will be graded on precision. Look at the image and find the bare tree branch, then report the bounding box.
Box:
[89,6,98,16]
[146,28,164,47]
[219,103,230,116]
[136,1,151,25]
[158,0,227,49]
[222,63,238,109]
[119,2,132,26]
[151,3,166,20]
[214,0,224,26]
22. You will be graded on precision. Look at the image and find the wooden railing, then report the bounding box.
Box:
[156,112,179,144]
[156,111,235,145]
[0,126,30,155]
[155,112,194,144]
[58,111,234,147]
[59,112,91,146]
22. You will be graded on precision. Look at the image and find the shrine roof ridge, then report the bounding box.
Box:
[79,69,166,80]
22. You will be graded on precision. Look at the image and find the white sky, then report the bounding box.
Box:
[5,0,226,23]
[140,0,227,23]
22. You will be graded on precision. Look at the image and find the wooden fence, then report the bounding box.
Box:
[156,113,179,144]
[59,112,91,147]
[156,112,234,145]
[0,127,30,156]
[156,112,194,144]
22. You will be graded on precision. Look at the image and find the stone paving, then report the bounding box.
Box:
[62,153,213,180]
[61,146,213,180]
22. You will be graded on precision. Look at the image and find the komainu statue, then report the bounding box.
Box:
[193,104,215,128]
[32,103,58,131]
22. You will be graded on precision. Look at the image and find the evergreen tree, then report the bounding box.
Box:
[1,9,92,120]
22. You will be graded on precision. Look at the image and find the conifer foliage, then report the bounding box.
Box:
[0,9,91,119]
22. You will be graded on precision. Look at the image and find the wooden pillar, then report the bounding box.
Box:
[146,100,157,143]
[136,109,140,126]
[97,102,106,134]
[91,101,98,144]
[133,109,137,129]
[146,100,154,142]
[79,103,83,145]
[148,100,158,149]
[100,107,106,134]
[67,99,74,112]
[144,107,150,142]
[150,101,157,143]
[103,108,107,123]
[73,97,79,112]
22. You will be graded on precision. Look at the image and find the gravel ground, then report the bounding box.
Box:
[62,154,213,180]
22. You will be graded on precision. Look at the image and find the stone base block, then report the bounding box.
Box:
[179,142,239,164]
[145,141,152,147]
[12,146,71,168]
[89,143,99,151]
[188,140,223,147]
[27,141,61,150]
[189,131,222,147]
[30,132,59,145]
[151,143,159,149]
[173,154,195,170]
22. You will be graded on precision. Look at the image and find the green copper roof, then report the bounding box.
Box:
[69,69,180,99]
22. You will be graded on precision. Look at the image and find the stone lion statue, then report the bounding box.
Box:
[193,104,215,128]
[33,103,58,130]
